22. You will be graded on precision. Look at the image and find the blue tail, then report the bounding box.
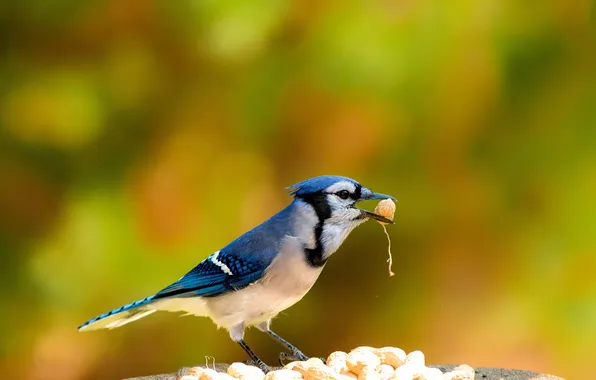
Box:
[78,294,157,331]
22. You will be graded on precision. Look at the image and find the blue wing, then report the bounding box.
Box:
[153,249,272,298]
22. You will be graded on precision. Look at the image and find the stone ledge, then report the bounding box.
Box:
[125,364,564,380]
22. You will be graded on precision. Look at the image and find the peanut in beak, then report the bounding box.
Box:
[373,199,396,277]
[373,199,395,224]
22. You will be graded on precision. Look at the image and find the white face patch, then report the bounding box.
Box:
[325,193,352,210]
[210,251,234,275]
[325,180,357,194]
[323,180,362,225]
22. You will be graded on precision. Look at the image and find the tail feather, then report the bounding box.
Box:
[78,294,157,331]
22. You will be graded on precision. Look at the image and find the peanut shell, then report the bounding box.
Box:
[346,351,381,375]
[373,199,395,224]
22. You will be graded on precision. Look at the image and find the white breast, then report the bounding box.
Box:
[205,236,324,329]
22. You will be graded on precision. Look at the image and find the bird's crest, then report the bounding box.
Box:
[287,175,360,197]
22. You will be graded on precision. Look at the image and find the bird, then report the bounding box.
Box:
[78,175,395,371]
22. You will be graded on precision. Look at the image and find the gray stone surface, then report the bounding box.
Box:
[431,365,563,380]
[125,364,565,380]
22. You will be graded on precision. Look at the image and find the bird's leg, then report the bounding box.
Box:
[237,339,270,372]
[230,323,271,372]
[256,321,309,364]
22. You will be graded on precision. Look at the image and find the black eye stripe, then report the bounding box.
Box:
[354,184,361,199]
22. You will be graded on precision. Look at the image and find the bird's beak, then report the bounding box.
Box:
[360,190,396,201]
[358,209,394,224]
[356,188,396,224]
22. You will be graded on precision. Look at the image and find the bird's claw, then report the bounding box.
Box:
[278,351,309,366]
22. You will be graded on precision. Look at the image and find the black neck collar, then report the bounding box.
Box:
[295,193,331,267]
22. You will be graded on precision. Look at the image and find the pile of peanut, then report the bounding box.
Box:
[182,346,475,380]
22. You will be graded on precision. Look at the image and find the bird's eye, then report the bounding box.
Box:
[336,190,350,200]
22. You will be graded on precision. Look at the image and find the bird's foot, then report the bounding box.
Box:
[278,351,309,366]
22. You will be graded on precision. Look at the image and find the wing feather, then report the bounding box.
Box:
[153,247,274,299]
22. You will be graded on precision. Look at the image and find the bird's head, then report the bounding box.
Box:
[287,175,396,265]
[288,175,395,226]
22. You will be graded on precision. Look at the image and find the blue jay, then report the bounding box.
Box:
[79,175,395,370]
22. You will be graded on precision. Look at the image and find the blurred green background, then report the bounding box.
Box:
[1,0,595,379]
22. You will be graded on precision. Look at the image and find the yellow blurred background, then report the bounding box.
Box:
[1,1,595,379]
